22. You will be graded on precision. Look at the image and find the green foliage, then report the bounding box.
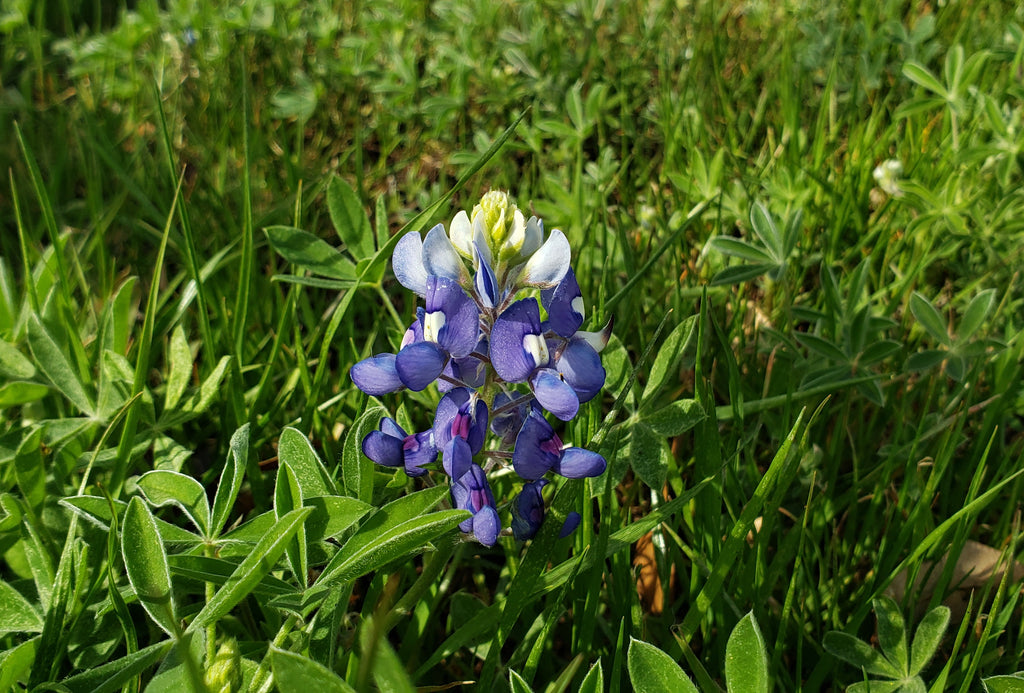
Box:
[2,0,1023,690]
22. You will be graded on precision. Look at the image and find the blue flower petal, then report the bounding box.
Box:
[511,479,548,541]
[472,505,500,546]
[392,232,428,296]
[512,409,560,480]
[541,267,584,338]
[474,243,500,308]
[423,223,465,282]
[403,430,437,477]
[491,299,545,383]
[559,511,582,538]
[552,447,606,479]
[442,437,472,481]
[395,341,446,391]
[555,338,606,403]
[529,368,580,421]
[425,275,479,358]
[350,354,404,395]
[361,429,403,468]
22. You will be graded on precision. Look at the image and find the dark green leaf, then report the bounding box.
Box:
[873,597,908,676]
[796,333,848,363]
[905,350,947,372]
[958,289,996,341]
[327,175,373,260]
[708,237,774,264]
[643,399,705,437]
[342,406,385,501]
[27,314,94,416]
[509,669,534,693]
[304,495,373,543]
[0,637,38,691]
[629,421,668,491]
[58,640,173,693]
[642,315,698,403]
[822,631,900,678]
[709,263,777,286]
[275,462,308,587]
[909,293,951,346]
[0,381,50,408]
[578,660,604,693]
[164,324,192,412]
[902,61,948,98]
[167,555,297,597]
[265,225,357,280]
[748,202,783,260]
[982,674,1024,693]
[0,340,36,379]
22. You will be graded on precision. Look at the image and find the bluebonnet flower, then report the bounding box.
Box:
[349,191,611,545]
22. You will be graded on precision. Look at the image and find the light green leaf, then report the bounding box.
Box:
[327,175,374,259]
[509,669,534,693]
[643,399,705,437]
[0,340,35,379]
[874,597,908,676]
[167,555,297,598]
[144,630,206,693]
[27,313,94,416]
[164,323,192,412]
[708,236,775,264]
[275,462,308,587]
[910,606,950,676]
[138,470,211,537]
[848,681,903,693]
[725,612,769,693]
[187,506,312,633]
[210,424,249,537]
[627,638,698,693]
[14,428,45,510]
[0,637,38,691]
[304,495,373,543]
[61,495,128,532]
[278,427,336,498]
[177,354,232,416]
[342,406,385,501]
[122,497,178,637]
[0,581,43,635]
[710,263,777,286]
[902,61,948,99]
[265,225,357,280]
[982,674,1024,693]
[270,647,356,693]
[748,201,783,260]
[578,659,604,693]
[0,381,50,408]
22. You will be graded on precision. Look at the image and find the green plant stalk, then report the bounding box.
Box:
[247,614,301,693]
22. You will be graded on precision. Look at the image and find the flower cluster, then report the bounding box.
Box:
[350,191,612,546]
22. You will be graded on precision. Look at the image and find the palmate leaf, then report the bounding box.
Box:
[137,470,211,537]
[874,597,909,677]
[278,427,336,498]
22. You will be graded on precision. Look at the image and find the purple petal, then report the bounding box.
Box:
[423,224,466,282]
[474,243,500,308]
[450,482,472,532]
[512,409,560,480]
[425,276,479,358]
[553,447,606,479]
[392,232,427,296]
[403,430,437,477]
[520,228,570,288]
[529,368,580,421]
[442,437,472,481]
[555,338,606,403]
[490,299,545,383]
[350,354,404,395]
[559,512,582,538]
[472,505,500,546]
[511,479,548,541]
[395,341,446,391]
[541,267,584,338]
[433,388,469,448]
[362,429,403,468]
[379,417,405,439]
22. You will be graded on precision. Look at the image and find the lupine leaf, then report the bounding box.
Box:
[210,424,250,537]
[724,612,769,693]
[629,421,669,491]
[0,581,43,635]
[909,293,951,346]
[910,606,950,676]
[266,225,357,280]
[327,175,374,260]
[275,462,308,587]
[342,405,385,502]
[822,632,901,678]
[164,323,192,412]
[121,497,178,637]
[578,660,604,693]
[57,640,173,693]
[187,507,312,633]
[642,399,705,437]
[137,470,211,537]
[278,427,336,498]
[0,637,38,691]
[627,638,698,693]
[641,315,698,403]
[874,597,908,676]
[982,674,1024,693]
[270,647,356,692]
[27,313,94,417]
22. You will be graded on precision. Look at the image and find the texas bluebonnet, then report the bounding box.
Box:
[350,191,611,545]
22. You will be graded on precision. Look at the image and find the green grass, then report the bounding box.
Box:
[1,0,1023,691]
